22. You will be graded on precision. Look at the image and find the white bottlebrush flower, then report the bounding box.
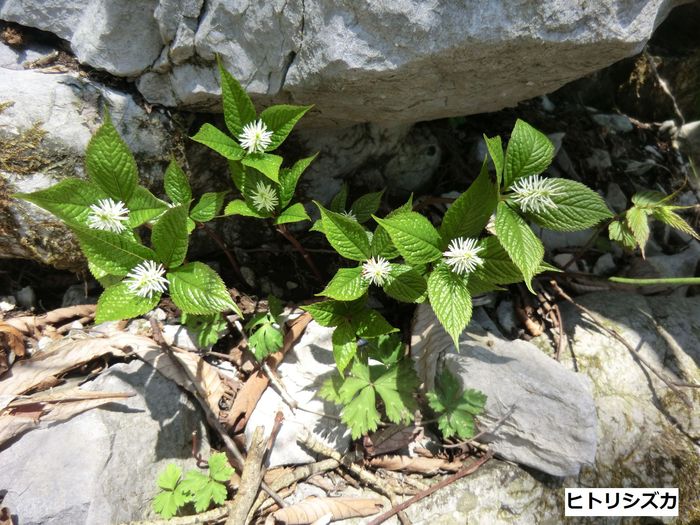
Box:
[239,119,273,154]
[124,260,169,298]
[510,175,561,214]
[362,256,392,286]
[340,209,357,221]
[87,198,129,233]
[443,237,484,275]
[250,181,279,212]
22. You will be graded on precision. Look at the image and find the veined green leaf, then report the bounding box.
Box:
[151,205,189,268]
[332,321,357,374]
[74,226,156,277]
[374,212,442,265]
[164,160,192,206]
[427,263,472,347]
[223,199,265,218]
[626,206,650,256]
[168,262,241,316]
[484,134,504,185]
[350,190,384,224]
[652,206,700,240]
[218,57,256,137]
[228,160,246,192]
[330,184,349,213]
[472,236,522,285]
[274,202,309,225]
[373,361,418,424]
[318,266,369,301]
[608,219,638,251]
[353,308,397,338]
[316,203,372,261]
[85,112,139,202]
[279,154,317,207]
[95,282,159,323]
[525,178,612,231]
[260,104,312,150]
[503,119,554,189]
[241,153,283,183]
[191,123,245,160]
[494,202,543,292]
[440,159,497,244]
[127,186,169,227]
[190,192,227,222]
[382,264,427,303]
[15,178,107,227]
[301,298,366,328]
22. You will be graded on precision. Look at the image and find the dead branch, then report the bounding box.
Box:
[227,426,267,525]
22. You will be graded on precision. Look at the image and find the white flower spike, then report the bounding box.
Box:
[124,260,169,298]
[510,175,561,214]
[340,209,357,221]
[362,256,392,286]
[239,119,273,154]
[250,181,279,212]
[443,237,484,276]
[87,198,129,233]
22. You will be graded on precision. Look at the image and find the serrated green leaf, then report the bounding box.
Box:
[182,313,228,347]
[626,206,650,255]
[223,199,265,218]
[15,178,107,227]
[503,119,554,189]
[341,381,379,439]
[427,263,472,347]
[95,282,159,323]
[427,368,486,439]
[374,361,418,424]
[190,192,226,222]
[275,202,309,225]
[631,190,668,208]
[218,57,256,137]
[484,134,504,185]
[652,206,700,240]
[301,298,366,328]
[365,333,403,366]
[353,308,397,338]
[248,320,284,360]
[382,264,427,303]
[316,203,371,261]
[260,104,312,150]
[180,470,227,513]
[373,212,442,265]
[164,160,192,206]
[152,204,189,268]
[369,200,413,259]
[332,321,357,373]
[74,227,156,277]
[153,486,187,519]
[494,202,544,291]
[472,236,522,286]
[168,262,241,315]
[608,219,638,250]
[191,123,245,160]
[241,153,283,183]
[157,464,182,491]
[85,113,138,202]
[279,154,316,207]
[127,186,169,227]
[208,452,235,482]
[330,184,349,213]
[440,159,498,244]
[350,190,384,223]
[525,178,612,231]
[319,375,344,404]
[318,266,369,301]
[228,160,246,192]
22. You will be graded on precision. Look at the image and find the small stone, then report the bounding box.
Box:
[0,295,16,312]
[593,253,616,275]
[61,284,96,308]
[16,286,35,309]
[591,113,634,133]
[547,132,565,156]
[496,300,516,335]
[605,182,627,213]
[240,266,256,288]
[586,148,612,171]
[552,253,576,269]
[161,324,202,351]
[540,95,555,112]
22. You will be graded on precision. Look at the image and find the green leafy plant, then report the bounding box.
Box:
[153,452,234,518]
[245,296,285,360]
[182,312,229,348]
[609,190,699,255]
[426,368,487,439]
[16,114,242,324]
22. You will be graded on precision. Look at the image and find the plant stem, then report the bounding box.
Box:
[275,224,323,282]
[608,276,700,286]
[198,222,244,281]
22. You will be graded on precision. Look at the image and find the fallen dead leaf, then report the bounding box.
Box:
[266,497,384,525]
[363,425,420,457]
[368,455,462,475]
[0,323,25,357]
[226,313,311,432]
[0,388,134,446]
[5,304,96,336]
[0,506,11,525]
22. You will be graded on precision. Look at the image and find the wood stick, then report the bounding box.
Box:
[226,426,267,525]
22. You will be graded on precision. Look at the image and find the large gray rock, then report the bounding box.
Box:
[1,0,684,126]
[411,305,597,477]
[0,66,176,269]
[0,360,210,525]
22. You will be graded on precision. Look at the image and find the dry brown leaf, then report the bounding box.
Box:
[0,335,129,402]
[0,506,11,525]
[5,304,96,335]
[0,388,133,446]
[0,323,25,357]
[268,497,384,524]
[363,425,419,457]
[226,313,311,432]
[368,455,462,475]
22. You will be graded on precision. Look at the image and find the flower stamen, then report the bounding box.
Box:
[442,237,484,275]
[87,198,129,233]
[239,119,273,154]
[362,256,391,286]
[510,175,561,214]
[250,181,279,212]
[124,260,169,298]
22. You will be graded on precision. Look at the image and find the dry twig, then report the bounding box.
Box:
[226,426,267,525]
